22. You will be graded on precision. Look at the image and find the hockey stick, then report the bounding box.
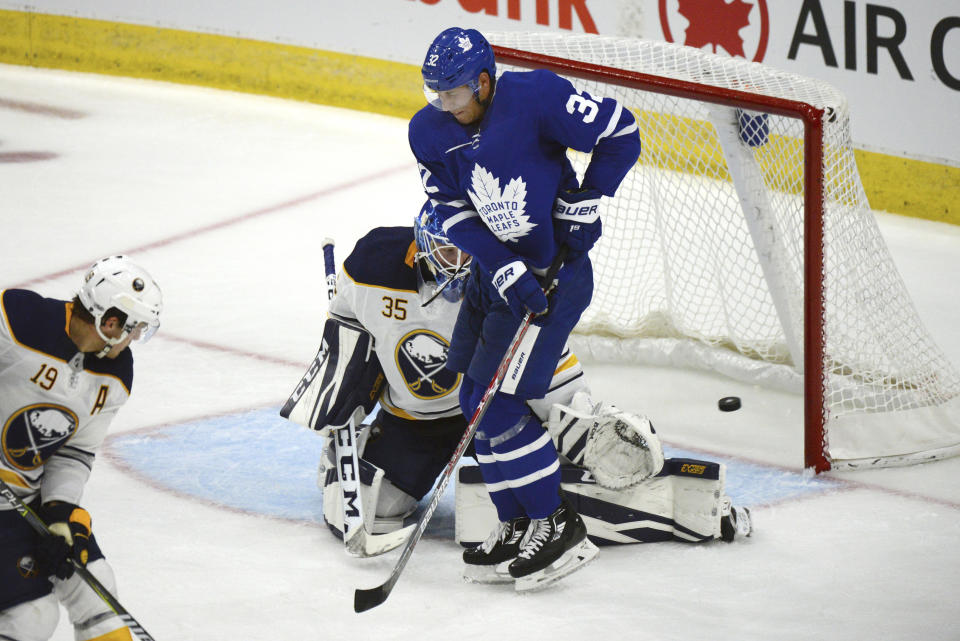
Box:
[321,238,415,558]
[0,479,156,641]
[354,247,568,613]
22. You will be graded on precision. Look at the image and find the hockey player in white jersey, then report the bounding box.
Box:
[0,256,162,641]
[281,204,752,589]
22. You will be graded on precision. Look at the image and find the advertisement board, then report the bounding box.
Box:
[1,0,956,217]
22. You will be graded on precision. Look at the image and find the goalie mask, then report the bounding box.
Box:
[78,255,163,355]
[414,202,471,303]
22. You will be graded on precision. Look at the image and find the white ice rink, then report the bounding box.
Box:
[2,63,959,640]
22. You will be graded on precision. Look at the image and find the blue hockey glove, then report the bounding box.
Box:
[491,259,548,319]
[553,188,603,254]
[36,502,92,580]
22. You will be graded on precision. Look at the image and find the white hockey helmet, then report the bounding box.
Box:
[77,255,162,348]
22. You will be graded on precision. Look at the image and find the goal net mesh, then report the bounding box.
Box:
[489,32,960,469]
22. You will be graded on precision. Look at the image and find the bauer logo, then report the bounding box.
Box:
[2,404,79,470]
[395,330,460,400]
[659,0,770,62]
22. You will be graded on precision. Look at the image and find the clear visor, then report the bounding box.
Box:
[124,319,160,344]
[423,83,477,112]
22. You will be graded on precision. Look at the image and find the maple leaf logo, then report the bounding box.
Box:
[678,0,753,58]
[467,164,535,243]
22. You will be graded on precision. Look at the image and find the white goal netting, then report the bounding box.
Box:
[489,32,960,470]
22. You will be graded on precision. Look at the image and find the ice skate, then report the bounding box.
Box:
[720,496,753,542]
[462,516,530,584]
[508,499,598,591]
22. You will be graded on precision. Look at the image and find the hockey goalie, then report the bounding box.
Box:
[280,204,752,583]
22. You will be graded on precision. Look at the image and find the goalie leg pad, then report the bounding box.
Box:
[323,456,381,536]
[280,317,385,435]
[321,451,417,536]
[546,392,665,488]
[456,459,727,546]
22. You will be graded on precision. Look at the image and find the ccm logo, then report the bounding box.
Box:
[680,463,706,475]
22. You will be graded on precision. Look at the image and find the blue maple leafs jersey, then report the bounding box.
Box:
[409,69,641,273]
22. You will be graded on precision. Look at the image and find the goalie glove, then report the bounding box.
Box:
[36,502,92,580]
[553,188,603,255]
[545,391,664,489]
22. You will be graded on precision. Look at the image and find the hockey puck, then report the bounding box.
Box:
[718,396,741,412]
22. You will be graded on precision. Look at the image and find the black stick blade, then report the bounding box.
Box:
[354,586,389,613]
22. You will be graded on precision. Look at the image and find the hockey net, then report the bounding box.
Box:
[488,32,960,472]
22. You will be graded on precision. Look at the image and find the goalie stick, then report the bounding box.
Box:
[0,479,157,641]
[321,238,415,558]
[354,247,568,613]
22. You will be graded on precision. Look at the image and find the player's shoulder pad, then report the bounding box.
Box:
[2,289,77,360]
[84,347,134,394]
[343,226,419,293]
[409,105,460,158]
[500,68,567,96]
[2,289,134,392]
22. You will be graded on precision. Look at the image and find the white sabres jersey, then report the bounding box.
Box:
[0,289,132,509]
[329,227,585,422]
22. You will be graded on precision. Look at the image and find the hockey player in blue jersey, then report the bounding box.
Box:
[409,27,643,588]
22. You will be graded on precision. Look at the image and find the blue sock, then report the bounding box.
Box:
[487,413,561,519]
[473,435,525,521]
[465,381,561,521]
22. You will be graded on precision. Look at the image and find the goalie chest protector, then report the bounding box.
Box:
[333,227,463,421]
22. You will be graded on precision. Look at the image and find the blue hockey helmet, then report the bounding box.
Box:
[421,27,496,111]
[414,202,471,302]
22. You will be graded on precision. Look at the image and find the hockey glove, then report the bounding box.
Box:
[36,502,92,580]
[553,188,603,254]
[491,259,548,319]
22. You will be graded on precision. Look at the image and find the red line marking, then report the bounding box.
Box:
[157,334,307,369]
[0,151,58,163]
[10,163,413,289]
[0,97,86,119]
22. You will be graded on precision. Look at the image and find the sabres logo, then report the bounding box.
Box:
[17,555,39,579]
[2,404,79,470]
[395,330,461,400]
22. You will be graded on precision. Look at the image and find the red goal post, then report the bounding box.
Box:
[488,33,960,473]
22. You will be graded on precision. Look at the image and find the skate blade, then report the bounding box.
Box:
[463,559,515,585]
[514,539,599,593]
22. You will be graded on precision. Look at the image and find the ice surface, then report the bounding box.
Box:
[1,63,958,641]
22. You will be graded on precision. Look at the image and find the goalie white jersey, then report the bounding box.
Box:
[329,227,585,422]
[0,289,132,509]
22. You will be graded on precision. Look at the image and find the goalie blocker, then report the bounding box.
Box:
[280,316,385,435]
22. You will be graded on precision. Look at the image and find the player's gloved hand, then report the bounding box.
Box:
[36,502,92,580]
[553,188,603,255]
[491,259,548,319]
